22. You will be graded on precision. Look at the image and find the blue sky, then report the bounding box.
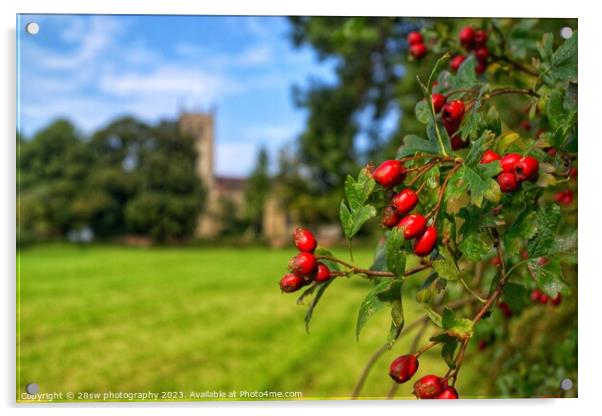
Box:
[17,15,338,176]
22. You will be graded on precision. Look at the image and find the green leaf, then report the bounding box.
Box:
[386,228,407,277]
[551,31,577,81]
[537,32,554,62]
[423,304,443,328]
[344,169,376,212]
[370,237,387,271]
[455,55,478,88]
[527,204,561,258]
[397,134,440,157]
[451,165,501,208]
[415,100,431,124]
[465,131,496,167]
[504,208,538,256]
[547,88,564,130]
[339,200,353,239]
[441,336,459,368]
[440,307,473,340]
[351,205,377,237]
[432,257,459,281]
[355,279,390,339]
[304,279,335,333]
[386,280,404,346]
[502,283,530,314]
[459,232,490,262]
[527,259,571,297]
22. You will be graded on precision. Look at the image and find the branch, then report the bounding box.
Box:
[316,255,431,279]
[490,54,538,77]
[488,87,539,99]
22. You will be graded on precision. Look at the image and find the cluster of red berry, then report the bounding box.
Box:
[407,31,427,59]
[451,26,489,74]
[279,228,332,293]
[554,189,574,205]
[389,355,459,399]
[530,289,562,306]
[373,161,437,257]
[480,150,539,192]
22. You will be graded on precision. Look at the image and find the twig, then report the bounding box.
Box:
[316,255,432,279]
[490,54,538,77]
[425,163,462,220]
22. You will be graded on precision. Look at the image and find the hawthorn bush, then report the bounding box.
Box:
[279,20,577,399]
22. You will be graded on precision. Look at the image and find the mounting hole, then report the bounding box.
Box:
[560,378,573,391]
[26,22,40,35]
[25,383,39,395]
[560,27,573,40]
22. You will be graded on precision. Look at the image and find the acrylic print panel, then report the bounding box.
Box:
[16,14,577,402]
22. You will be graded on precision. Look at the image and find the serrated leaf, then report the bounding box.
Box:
[459,232,490,261]
[504,208,538,256]
[339,200,353,239]
[344,169,376,212]
[441,337,459,368]
[528,259,571,297]
[547,88,564,130]
[448,318,474,340]
[442,307,455,329]
[433,258,459,281]
[502,283,530,314]
[455,55,478,88]
[355,279,390,339]
[386,228,406,277]
[527,204,561,258]
[498,132,520,153]
[465,131,496,167]
[455,165,501,207]
[350,205,377,237]
[386,280,404,346]
[397,134,440,157]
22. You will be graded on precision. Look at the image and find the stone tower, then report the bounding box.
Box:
[178,112,221,237]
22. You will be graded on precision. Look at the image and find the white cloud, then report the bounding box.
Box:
[244,124,299,143]
[98,65,243,101]
[30,16,124,70]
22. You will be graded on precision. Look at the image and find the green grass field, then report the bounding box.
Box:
[17,244,477,402]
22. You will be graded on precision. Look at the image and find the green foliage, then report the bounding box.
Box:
[339,168,377,239]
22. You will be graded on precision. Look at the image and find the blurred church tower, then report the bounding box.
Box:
[178,111,221,238]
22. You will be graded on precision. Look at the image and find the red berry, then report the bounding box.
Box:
[392,188,419,216]
[373,160,407,188]
[498,172,519,193]
[413,226,437,256]
[547,147,557,157]
[530,289,542,303]
[450,135,468,150]
[315,263,331,283]
[409,43,427,59]
[449,55,467,72]
[515,156,539,182]
[381,205,402,228]
[480,149,501,164]
[477,339,488,351]
[431,93,447,113]
[438,386,459,400]
[443,119,460,136]
[397,214,427,239]
[563,190,574,205]
[569,167,577,178]
[475,46,489,61]
[520,250,529,260]
[389,354,419,384]
[475,60,487,74]
[500,153,522,173]
[474,29,488,46]
[293,227,317,253]
[414,375,444,399]
[407,31,423,45]
[551,293,562,306]
[459,26,475,47]
[279,273,305,293]
[539,293,549,304]
[442,100,465,125]
[288,252,318,277]
[537,257,550,266]
[490,255,501,267]
[499,302,513,318]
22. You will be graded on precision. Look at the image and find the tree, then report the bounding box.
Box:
[278,18,577,399]
[124,121,205,242]
[243,147,270,235]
